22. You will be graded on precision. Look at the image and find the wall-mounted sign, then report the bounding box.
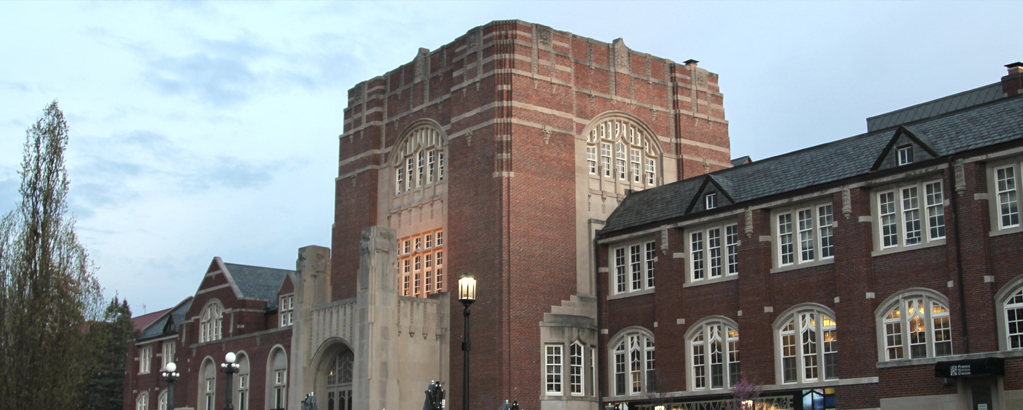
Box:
[934,358,1004,378]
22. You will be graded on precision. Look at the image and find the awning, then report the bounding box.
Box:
[934,357,1005,378]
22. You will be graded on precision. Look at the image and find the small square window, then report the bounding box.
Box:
[898,146,914,166]
[705,193,717,210]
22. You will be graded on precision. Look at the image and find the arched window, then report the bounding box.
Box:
[686,317,740,390]
[585,117,661,190]
[392,125,446,196]
[875,289,951,361]
[136,392,149,410]
[326,350,354,410]
[235,353,250,410]
[199,301,222,343]
[775,304,838,384]
[994,276,1023,351]
[157,390,167,410]
[609,328,654,397]
[267,348,288,410]
[200,358,216,410]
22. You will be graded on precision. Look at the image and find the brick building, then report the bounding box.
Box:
[124,259,295,410]
[594,64,1023,410]
[124,19,1023,410]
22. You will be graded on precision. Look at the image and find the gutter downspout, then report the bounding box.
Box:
[949,157,970,354]
[593,230,604,406]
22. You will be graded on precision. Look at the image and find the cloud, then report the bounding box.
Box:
[146,52,257,106]
[0,81,29,93]
[0,177,18,216]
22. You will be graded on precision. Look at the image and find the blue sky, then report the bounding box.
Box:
[1,1,1020,315]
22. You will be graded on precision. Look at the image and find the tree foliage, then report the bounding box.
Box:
[78,297,133,410]
[0,101,104,410]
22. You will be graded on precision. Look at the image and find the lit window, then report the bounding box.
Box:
[397,230,444,297]
[1003,287,1023,350]
[545,345,563,395]
[875,181,945,251]
[777,306,838,384]
[611,240,655,294]
[610,331,654,396]
[688,320,740,390]
[199,301,222,343]
[897,145,914,165]
[877,290,951,361]
[689,223,739,282]
[775,203,834,267]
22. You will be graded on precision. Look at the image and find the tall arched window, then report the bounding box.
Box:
[875,289,951,361]
[200,358,216,410]
[326,349,354,410]
[993,276,1023,351]
[157,390,167,410]
[235,353,250,410]
[267,348,288,410]
[775,304,838,384]
[585,116,661,190]
[199,301,222,343]
[392,125,446,196]
[609,328,655,397]
[686,317,740,390]
[136,392,149,410]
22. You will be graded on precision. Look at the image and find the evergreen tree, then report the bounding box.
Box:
[0,100,104,410]
[79,297,134,410]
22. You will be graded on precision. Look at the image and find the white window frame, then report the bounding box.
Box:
[139,344,152,374]
[774,304,838,385]
[608,329,655,397]
[773,203,835,270]
[874,289,952,362]
[136,392,149,410]
[587,146,597,175]
[157,390,167,410]
[705,193,717,210]
[685,317,740,391]
[872,180,946,252]
[587,118,659,189]
[279,294,294,327]
[897,145,914,165]
[162,341,175,370]
[995,275,1023,351]
[392,126,446,198]
[990,162,1022,232]
[686,222,739,284]
[545,344,564,396]
[569,342,584,396]
[199,301,223,343]
[610,239,656,295]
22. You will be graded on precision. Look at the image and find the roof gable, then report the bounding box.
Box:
[685,175,735,214]
[870,126,940,171]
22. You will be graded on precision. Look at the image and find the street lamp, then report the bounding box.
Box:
[457,274,477,410]
[220,352,240,410]
[162,362,180,410]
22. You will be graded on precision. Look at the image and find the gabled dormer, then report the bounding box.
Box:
[686,175,735,214]
[871,126,941,171]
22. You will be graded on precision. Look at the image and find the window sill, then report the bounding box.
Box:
[683,274,739,288]
[876,350,1023,368]
[608,287,655,300]
[770,258,834,274]
[762,377,877,391]
[990,225,1023,237]
[871,239,945,257]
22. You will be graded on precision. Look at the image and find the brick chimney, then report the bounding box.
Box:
[1003,62,1023,97]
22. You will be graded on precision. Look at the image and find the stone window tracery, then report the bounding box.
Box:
[393,126,445,197]
[586,118,660,190]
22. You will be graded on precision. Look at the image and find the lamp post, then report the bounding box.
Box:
[162,362,180,410]
[220,352,240,410]
[457,274,477,410]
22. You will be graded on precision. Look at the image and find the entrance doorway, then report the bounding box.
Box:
[325,350,353,410]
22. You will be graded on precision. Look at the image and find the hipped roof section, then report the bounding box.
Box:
[601,94,1023,236]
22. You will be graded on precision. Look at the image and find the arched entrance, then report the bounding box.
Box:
[324,349,353,410]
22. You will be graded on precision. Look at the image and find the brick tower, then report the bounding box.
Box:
[330,20,730,410]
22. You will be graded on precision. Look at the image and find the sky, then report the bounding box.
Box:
[1,1,1020,315]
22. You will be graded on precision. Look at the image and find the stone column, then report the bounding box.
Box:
[352,226,401,410]
[290,245,331,410]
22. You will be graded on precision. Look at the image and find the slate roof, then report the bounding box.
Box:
[602,93,1023,235]
[132,308,171,332]
[866,83,1003,132]
[138,297,192,341]
[730,156,752,167]
[224,263,293,308]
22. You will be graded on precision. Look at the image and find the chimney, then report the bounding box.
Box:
[1003,62,1023,97]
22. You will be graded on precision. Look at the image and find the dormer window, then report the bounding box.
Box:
[705,193,717,210]
[897,146,914,166]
